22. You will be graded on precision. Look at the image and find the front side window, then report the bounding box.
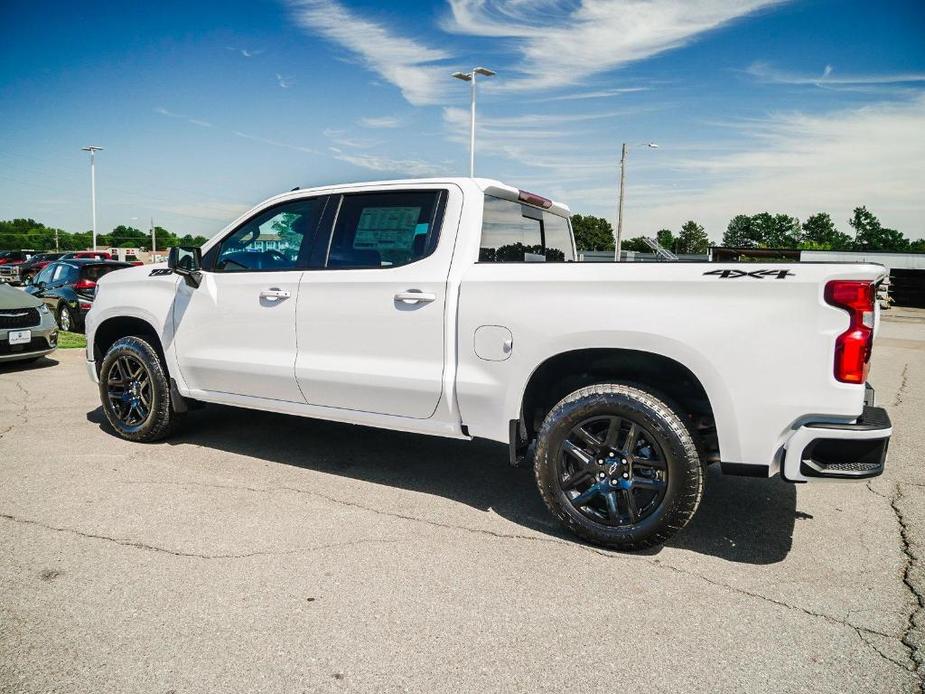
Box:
[34,264,55,285]
[214,197,323,272]
[479,196,575,262]
[326,190,445,269]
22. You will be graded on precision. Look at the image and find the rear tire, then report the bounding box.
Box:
[98,336,182,442]
[534,383,703,550]
[57,304,78,333]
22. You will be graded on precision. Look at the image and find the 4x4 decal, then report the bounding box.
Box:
[703,269,795,279]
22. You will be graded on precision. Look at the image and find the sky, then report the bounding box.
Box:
[1,0,924,243]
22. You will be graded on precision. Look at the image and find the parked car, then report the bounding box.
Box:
[26,259,131,333]
[3,252,66,286]
[60,251,112,261]
[0,250,38,284]
[0,283,57,364]
[84,178,892,550]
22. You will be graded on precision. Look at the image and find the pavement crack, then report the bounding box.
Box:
[646,556,900,641]
[893,363,910,407]
[854,627,916,673]
[119,478,915,646]
[888,484,925,686]
[0,512,395,560]
[0,381,29,441]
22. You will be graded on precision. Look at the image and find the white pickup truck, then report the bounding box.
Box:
[85,178,892,549]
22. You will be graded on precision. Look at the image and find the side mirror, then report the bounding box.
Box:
[168,246,203,288]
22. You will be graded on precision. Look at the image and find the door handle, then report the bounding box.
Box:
[260,287,291,301]
[394,291,436,304]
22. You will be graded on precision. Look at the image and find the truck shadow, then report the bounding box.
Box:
[88,403,797,565]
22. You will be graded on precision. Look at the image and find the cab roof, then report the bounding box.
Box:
[288,177,572,218]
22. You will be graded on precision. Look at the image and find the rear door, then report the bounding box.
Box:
[172,196,326,402]
[295,187,456,418]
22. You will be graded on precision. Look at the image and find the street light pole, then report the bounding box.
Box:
[81,146,103,250]
[452,67,495,177]
[614,142,658,262]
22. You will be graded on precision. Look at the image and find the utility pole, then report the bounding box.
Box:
[615,143,626,262]
[150,217,156,262]
[54,228,59,252]
[81,146,103,250]
[452,67,496,177]
[614,142,659,262]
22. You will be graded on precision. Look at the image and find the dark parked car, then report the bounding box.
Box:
[25,259,131,333]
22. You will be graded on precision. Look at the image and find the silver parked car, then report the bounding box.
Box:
[0,284,57,364]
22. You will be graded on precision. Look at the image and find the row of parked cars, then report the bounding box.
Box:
[0,251,135,364]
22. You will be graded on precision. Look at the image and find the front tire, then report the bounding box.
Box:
[98,336,182,442]
[534,383,703,551]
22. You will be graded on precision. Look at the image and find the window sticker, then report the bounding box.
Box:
[353,206,422,251]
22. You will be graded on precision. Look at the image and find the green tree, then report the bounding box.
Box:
[621,236,650,253]
[109,225,149,249]
[723,214,760,248]
[676,220,710,254]
[849,206,909,251]
[801,213,852,250]
[656,228,676,253]
[570,214,614,251]
[750,212,801,248]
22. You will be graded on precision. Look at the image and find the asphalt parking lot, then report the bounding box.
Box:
[1,312,924,694]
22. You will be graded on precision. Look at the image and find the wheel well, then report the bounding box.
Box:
[93,316,166,374]
[519,348,719,462]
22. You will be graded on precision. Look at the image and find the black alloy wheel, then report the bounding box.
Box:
[534,383,704,550]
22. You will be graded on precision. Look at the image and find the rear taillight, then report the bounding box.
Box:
[74,278,97,292]
[824,280,875,384]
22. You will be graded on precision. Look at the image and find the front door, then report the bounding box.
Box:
[172,196,325,402]
[295,188,455,418]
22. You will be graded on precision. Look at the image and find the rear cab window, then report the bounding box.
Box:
[479,195,575,262]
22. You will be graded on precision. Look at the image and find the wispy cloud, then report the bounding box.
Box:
[155,106,212,128]
[626,95,925,239]
[275,73,295,88]
[226,46,265,58]
[532,87,652,102]
[323,127,380,149]
[745,62,925,88]
[358,115,402,128]
[287,0,452,105]
[328,147,446,177]
[233,130,320,155]
[443,0,785,90]
[161,200,252,222]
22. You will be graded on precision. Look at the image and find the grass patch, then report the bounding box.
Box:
[57,331,87,349]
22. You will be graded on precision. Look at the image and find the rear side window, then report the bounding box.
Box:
[82,264,127,281]
[479,195,574,262]
[326,190,445,269]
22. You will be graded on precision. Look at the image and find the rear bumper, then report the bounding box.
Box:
[781,405,891,483]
